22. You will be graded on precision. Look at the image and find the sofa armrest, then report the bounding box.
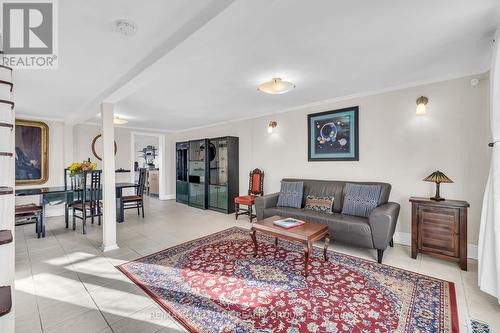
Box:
[368,202,400,250]
[255,193,280,220]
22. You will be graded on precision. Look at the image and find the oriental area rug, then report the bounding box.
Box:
[117,227,458,333]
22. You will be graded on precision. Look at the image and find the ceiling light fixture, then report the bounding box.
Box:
[258,77,295,95]
[114,116,128,125]
[416,96,428,115]
[114,19,138,36]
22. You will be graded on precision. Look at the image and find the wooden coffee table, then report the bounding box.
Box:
[250,215,330,276]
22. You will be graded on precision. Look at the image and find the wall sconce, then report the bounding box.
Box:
[416,96,428,115]
[268,121,277,133]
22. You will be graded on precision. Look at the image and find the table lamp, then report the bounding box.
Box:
[423,171,453,201]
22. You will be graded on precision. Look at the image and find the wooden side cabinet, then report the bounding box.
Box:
[410,197,469,270]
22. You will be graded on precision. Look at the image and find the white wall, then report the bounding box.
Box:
[170,75,490,245]
[74,124,132,171]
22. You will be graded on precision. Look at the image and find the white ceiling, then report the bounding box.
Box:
[14,0,210,119]
[14,0,500,131]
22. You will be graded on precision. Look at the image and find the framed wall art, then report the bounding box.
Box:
[307,106,359,161]
[15,119,49,185]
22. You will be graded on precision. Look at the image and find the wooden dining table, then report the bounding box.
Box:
[15,182,139,231]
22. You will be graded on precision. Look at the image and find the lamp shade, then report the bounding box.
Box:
[423,171,453,184]
[258,78,295,94]
[114,116,128,125]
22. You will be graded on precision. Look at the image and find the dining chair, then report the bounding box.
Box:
[72,170,102,234]
[235,168,264,222]
[122,168,147,218]
[15,204,44,238]
[64,168,82,228]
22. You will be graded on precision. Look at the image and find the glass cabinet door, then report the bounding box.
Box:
[217,186,228,210]
[189,140,205,161]
[209,140,219,185]
[217,140,228,186]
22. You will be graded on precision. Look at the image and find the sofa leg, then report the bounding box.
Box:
[389,238,394,247]
[377,249,384,264]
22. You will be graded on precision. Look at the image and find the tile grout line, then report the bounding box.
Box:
[51,218,116,333]
[22,229,46,333]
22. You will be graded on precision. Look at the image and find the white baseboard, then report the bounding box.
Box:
[468,244,478,260]
[393,232,411,246]
[392,231,478,260]
[159,194,175,200]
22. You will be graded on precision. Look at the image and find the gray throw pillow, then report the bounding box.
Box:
[341,183,382,217]
[277,181,304,208]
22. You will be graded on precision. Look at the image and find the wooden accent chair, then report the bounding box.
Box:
[123,168,147,218]
[235,168,264,222]
[15,204,44,238]
[72,170,102,234]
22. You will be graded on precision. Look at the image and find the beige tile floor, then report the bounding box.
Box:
[14,197,499,333]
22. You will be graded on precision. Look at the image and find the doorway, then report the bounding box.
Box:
[130,132,166,200]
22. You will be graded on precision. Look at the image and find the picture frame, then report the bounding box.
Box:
[15,119,49,185]
[307,106,359,161]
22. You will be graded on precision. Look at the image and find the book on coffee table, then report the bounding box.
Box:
[273,218,306,229]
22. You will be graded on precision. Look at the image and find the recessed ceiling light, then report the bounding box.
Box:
[114,19,138,36]
[258,77,295,95]
[114,116,128,125]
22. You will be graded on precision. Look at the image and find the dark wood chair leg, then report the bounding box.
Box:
[36,214,41,238]
[137,203,140,216]
[98,207,101,226]
[72,208,76,230]
[65,203,69,229]
[389,238,394,247]
[377,249,384,264]
[82,208,87,234]
[235,203,239,220]
[249,204,253,223]
[91,206,95,224]
[141,200,144,218]
[40,213,45,238]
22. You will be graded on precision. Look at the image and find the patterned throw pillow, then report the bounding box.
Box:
[277,181,304,208]
[341,183,382,217]
[304,195,334,214]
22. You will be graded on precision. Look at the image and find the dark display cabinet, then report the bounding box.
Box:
[176,137,239,213]
[176,142,189,204]
[188,139,209,209]
[208,137,239,213]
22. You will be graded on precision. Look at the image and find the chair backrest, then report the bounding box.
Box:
[137,168,147,197]
[64,168,79,189]
[82,170,102,204]
[248,168,264,196]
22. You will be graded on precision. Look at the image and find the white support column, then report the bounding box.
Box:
[101,103,118,252]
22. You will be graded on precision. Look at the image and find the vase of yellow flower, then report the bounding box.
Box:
[67,161,97,188]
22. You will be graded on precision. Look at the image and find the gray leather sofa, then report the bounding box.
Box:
[255,178,400,263]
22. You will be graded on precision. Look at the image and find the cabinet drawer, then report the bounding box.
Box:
[418,206,459,257]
